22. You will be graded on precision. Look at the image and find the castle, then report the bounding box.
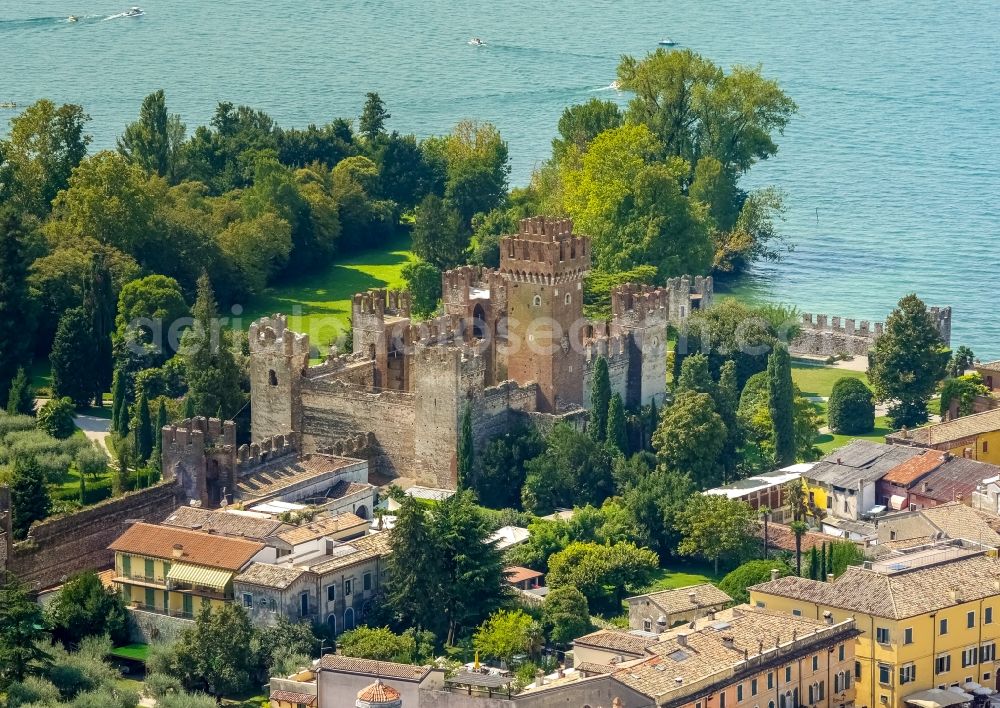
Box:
[790,307,952,357]
[249,217,712,489]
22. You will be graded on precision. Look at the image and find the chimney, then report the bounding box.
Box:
[950,589,962,603]
[674,676,684,686]
[171,543,184,558]
[771,568,781,581]
[922,481,929,493]
[902,426,909,439]
[827,573,835,582]
[557,666,565,679]
[944,451,953,461]
[688,590,697,603]
[823,611,834,625]
[722,636,736,650]
[677,632,689,647]
[535,669,545,686]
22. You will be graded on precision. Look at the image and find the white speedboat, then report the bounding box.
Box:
[658,37,676,46]
[67,15,79,22]
[468,37,486,47]
[124,6,143,16]
[610,80,621,91]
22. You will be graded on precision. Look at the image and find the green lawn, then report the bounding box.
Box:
[815,416,894,454]
[791,361,868,398]
[640,562,723,594]
[110,644,149,661]
[29,359,53,397]
[241,232,415,353]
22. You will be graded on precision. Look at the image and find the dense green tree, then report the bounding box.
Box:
[948,345,976,379]
[523,425,614,515]
[827,377,876,434]
[0,210,33,408]
[277,118,356,168]
[411,194,467,269]
[547,541,658,614]
[83,253,115,405]
[583,265,658,320]
[184,393,196,419]
[110,368,127,436]
[401,259,442,318]
[181,274,245,419]
[675,494,757,574]
[470,425,544,509]
[48,151,155,258]
[47,571,128,647]
[376,132,431,214]
[808,545,820,580]
[690,156,741,232]
[789,520,808,576]
[331,155,394,252]
[589,357,612,442]
[170,604,259,697]
[50,306,97,406]
[606,393,628,455]
[473,610,542,666]
[385,492,506,645]
[133,390,153,463]
[676,352,714,395]
[767,344,796,465]
[424,120,510,227]
[457,403,473,490]
[118,89,185,180]
[37,396,77,439]
[181,102,279,193]
[114,274,188,364]
[6,367,34,416]
[652,390,726,488]
[716,360,741,482]
[718,559,793,604]
[360,92,391,143]
[739,372,820,470]
[338,626,432,664]
[503,518,572,573]
[10,455,52,539]
[0,99,91,217]
[0,573,49,687]
[869,294,949,428]
[541,586,591,646]
[551,98,623,160]
[621,463,695,559]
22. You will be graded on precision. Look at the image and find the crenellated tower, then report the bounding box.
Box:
[249,315,310,442]
[499,217,590,412]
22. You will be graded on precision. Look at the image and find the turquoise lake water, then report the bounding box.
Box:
[3,0,999,355]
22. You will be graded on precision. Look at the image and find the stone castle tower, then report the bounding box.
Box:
[500,217,590,412]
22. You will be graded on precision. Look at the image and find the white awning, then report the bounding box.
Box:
[905,688,974,708]
[890,494,908,510]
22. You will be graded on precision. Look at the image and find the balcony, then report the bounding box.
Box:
[130,603,195,620]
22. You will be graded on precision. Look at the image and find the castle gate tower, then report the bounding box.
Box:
[500,217,591,412]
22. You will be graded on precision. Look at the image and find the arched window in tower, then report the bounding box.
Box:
[564,293,572,305]
[268,370,278,386]
[532,295,542,307]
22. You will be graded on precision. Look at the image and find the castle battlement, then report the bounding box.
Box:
[352,289,411,319]
[801,313,882,337]
[499,217,590,284]
[162,417,236,450]
[611,284,669,325]
[249,316,310,356]
[236,432,297,470]
[583,333,629,363]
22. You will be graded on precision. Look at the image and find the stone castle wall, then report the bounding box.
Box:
[4,482,181,590]
[790,307,952,357]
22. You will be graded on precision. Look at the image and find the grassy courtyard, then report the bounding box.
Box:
[241,232,415,354]
[790,361,867,398]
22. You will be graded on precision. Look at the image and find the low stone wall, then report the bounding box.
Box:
[127,607,194,644]
[7,482,181,590]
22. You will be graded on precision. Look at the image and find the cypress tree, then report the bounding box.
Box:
[0,209,33,409]
[184,392,196,419]
[677,352,714,395]
[767,344,796,465]
[6,366,34,416]
[589,357,611,442]
[716,360,740,483]
[50,306,97,407]
[110,368,127,436]
[151,401,167,474]
[79,469,86,504]
[182,273,244,419]
[133,390,153,463]
[606,393,628,455]
[819,543,827,580]
[83,253,115,407]
[10,456,51,540]
[808,545,819,580]
[827,541,835,575]
[457,404,473,490]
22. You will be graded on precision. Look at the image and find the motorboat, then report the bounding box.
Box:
[658,37,677,46]
[609,80,621,91]
[0,102,17,109]
[468,37,486,47]
[67,15,79,22]
[123,6,143,17]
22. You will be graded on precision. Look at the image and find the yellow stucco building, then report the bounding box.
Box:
[750,542,1000,708]
[109,522,264,619]
[886,409,1000,467]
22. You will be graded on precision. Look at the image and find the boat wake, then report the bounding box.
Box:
[103,8,145,21]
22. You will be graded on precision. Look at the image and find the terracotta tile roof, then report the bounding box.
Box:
[575,662,616,675]
[324,479,373,501]
[319,655,430,681]
[504,566,543,584]
[108,522,264,571]
[882,450,947,485]
[627,583,732,615]
[762,522,831,553]
[162,506,290,541]
[916,458,1000,503]
[306,533,391,574]
[573,629,658,657]
[919,503,1000,546]
[752,551,1000,619]
[269,690,316,705]
[889,408,1000,447]
[235,562,313,590]
[357,679,401,701]
[611,605,853,700]
[276,513,368,546]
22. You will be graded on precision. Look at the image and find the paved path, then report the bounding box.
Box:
[73,412,111,453]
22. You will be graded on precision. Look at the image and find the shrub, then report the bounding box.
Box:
[0,412,37,438]
[827,377,875,434]
[76,443,109,478]
[5,676,62,707]
[36,397,77,439]
[719,558,794,604]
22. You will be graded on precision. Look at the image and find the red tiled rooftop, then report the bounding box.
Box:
[505,566,543,584]
[882,450,947,485]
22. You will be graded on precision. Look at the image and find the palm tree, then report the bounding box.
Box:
[784,480,808,521]
[789,520,808,576]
